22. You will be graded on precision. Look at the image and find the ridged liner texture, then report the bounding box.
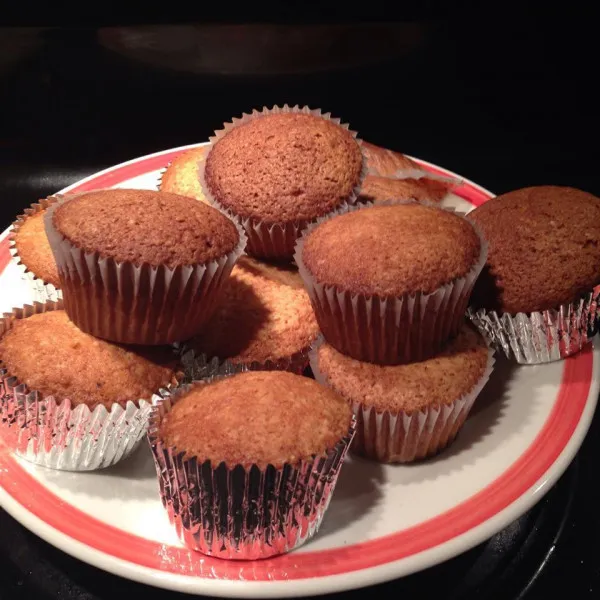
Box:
[309,335,495,463]
[467,285,600,364]
[9,197,63,303]
[295,199,488,365]
[0,301,178,471]
[199,104,368,260]
[43,194,247,345]
[148,356,356,559]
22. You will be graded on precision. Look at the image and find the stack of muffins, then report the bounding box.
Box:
[2,103,600,563]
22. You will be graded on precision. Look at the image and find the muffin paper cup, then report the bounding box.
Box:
[0,301,179,471]
[43,194,247,345]
[309,336,495,463]
[179,344,311,378]
[148,359,356,559]
[467,285,600,364]
[295,199,489,365]
[9,197,63,303]
[199,105,368,260]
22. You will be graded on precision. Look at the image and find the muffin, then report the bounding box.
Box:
[0,302,179,470]
[361,140,420,175]
[186,256,319,373]
[159,146,208,203]
[201,106,365,260]
[467,186,600,363]
[148,370,355,559]
[10,197,62,302]
[359,174,449,204]
[44,189,245,345]
[310,324,493,463]
[296,201,486,364]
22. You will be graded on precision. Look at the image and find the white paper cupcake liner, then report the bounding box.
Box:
[295,199,488,365]
[148,364,356,559]
[9,197,63,303]
[309,336,495,463]
[43,194,247,345]
[467,285,600,364]
[199,105,368,260]
[0,301,179,471]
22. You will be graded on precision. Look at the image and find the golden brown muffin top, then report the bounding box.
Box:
[469,186,600,313]
[361,141,419,176]
[190,256,318,365]
[359,174,448,204]
[302,203,481,296]
[159,146,208,203]
[160,371,352,468]
[52,189,239,268]
[13,208,60,287]
[204,113,363,223]
[0,310,178,409]
[316,323,489,414]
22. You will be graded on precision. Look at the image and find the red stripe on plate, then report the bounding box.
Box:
[0,348,591,580]
[0,148,590,582]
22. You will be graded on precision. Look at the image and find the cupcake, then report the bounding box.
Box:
[148,370,355,559]
[296,201,486,364]
[9,197,61,302]
[361,140,420,175]
[185,256,319,373]
[310,323,494,463]
[159,146,208,203]
[0,303,179,470]
[44,189,245,345]
[200,106,365,260]
[359,174,449,204]
[467,186,600,363]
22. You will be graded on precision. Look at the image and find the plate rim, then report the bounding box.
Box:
[0,144,597,598]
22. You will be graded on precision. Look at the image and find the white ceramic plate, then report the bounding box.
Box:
[0,144,598,598]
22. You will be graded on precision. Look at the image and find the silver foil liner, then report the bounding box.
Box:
[0,301,177,471]
[43,194,247,345]
[198,105,368,260]
[309,335,495,463]
[179,345,311,378]
[148,367,356,559]
[467,285,600,364]
[9,197,63,303]
[295,199,488,365]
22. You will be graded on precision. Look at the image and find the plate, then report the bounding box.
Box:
[0,144,598,598]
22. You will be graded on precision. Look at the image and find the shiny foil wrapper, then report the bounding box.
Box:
[43,195,247,345]
[467,285,600,364]
[310,336,495,463]
[148,368,356,559]
[199,105,368,260]
[295,199,488,365]
[9,197,63,303]
[179,344,311,378]
[0,301,174,470]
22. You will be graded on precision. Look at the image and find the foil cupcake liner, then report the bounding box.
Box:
[295,199,488,365]
[0,301,178,471]
[309,335,495,463]
[199,104,368,260]
[9,197,63,303]
[467,285,600,364]
[43,194,247,345]
[148,367,356,559]
[179,344,311,378]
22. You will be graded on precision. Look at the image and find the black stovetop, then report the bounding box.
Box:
[0,21,598,600]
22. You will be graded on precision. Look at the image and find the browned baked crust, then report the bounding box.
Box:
[159,371,352,468]
[469,186,600,313]
[204,112,363,223]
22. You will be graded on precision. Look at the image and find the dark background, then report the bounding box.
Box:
[0,21,598,600]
